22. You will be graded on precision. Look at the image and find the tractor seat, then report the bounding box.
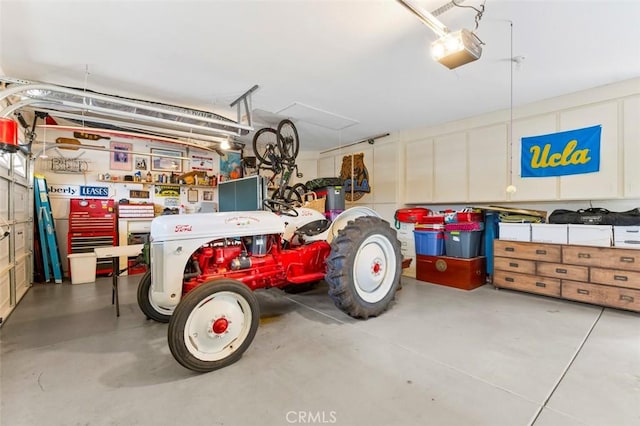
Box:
[294,219,331,237]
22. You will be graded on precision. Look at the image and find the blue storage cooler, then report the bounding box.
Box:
[414,230,444,256]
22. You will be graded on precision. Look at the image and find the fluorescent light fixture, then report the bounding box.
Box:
[431,29,482,69]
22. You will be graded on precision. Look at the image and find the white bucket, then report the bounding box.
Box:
[67,252,97,284]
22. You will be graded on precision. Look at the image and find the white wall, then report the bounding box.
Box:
[396,77,640,214]
[34,130,225,219]
[315,78,640,280]
[314,134,400,226]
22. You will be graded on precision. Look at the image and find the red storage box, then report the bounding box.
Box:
[395,208,431,223]
[420,215,446,224]
[456,211,483,222]
[445,221,484,232]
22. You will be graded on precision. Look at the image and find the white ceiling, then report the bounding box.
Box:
[1,0,639,152]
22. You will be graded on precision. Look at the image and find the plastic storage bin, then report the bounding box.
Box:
[414,230,444,256]
[315,186,345,211]
[444,230,482,258]
[67,252,97,284]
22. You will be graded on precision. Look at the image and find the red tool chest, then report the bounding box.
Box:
[68,198,117,275]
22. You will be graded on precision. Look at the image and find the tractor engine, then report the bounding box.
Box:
[182,235,331,293]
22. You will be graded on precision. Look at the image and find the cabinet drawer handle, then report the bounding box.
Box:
[614,275,628,282]
[577,253,591,259]
[535,249,547,255]
[505,247,515,252]
[505,277,514,282]
[620,295,634,302]
[555,268,567,274]
[509,262,519,267]
[620,256,635,263]
[577,289,590,295]
[535,282,546,288]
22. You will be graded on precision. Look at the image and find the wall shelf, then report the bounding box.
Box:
[96,180,217,189]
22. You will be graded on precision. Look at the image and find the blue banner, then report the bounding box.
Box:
[80,186,109,197]
[521,125,601,177]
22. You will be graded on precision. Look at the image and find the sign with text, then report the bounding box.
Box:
[47,184,81,197]
[521,125,601,177]
[80,186,109,197]
[48,184,109,197]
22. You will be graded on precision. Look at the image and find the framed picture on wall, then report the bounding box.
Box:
[135,156,148,170]
[151,148,183,173]
[110,142,133,171]
[187,189,198,203]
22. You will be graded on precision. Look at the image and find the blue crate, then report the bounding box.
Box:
[414,230,444,256]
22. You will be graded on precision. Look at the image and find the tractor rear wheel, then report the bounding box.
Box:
[136,270,173,323]
[325,216,401,319]
[167,279,259,373]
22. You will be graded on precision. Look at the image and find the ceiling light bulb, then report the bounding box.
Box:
[431,44,445,60]
[506,185,517,194]
[430,29,482,69]
[221,139,231,150]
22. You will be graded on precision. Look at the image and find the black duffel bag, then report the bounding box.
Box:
[548,207,640,226]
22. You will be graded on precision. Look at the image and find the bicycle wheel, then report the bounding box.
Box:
[277,119,299,162]
[252,127,279,166]
[283,185,304,206]
[285,183,307,205]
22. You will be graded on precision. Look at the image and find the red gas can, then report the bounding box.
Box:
[0,118,18,153]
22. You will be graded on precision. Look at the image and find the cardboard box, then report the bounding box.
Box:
[568,224,612,247]
[614,226,640,249]
[531,223,568,244]
[498,223,531,242]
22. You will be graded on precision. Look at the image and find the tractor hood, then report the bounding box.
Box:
[150,211,285,242]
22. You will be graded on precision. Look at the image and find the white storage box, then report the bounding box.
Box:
[531,223,568,244]
[67,252,97,284]
[498,223,531,242]
[613,226,640,249]
[396,222,416,278]
[568,224,612,247]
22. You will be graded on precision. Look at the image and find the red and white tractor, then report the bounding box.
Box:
[138,204,401,373]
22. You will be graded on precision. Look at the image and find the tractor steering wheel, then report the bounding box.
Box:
[263,198,299,217]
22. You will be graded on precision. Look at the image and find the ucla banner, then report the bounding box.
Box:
[521,125,601,177]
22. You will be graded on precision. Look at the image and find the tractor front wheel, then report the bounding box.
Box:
[325,216,401,319]
[136,270,173,323]
[167,279,260,373]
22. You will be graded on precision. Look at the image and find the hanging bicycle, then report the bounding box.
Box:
[252,119,306,211]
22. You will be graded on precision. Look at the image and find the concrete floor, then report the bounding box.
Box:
[1,276,639,426]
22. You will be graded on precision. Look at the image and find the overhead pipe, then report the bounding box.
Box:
[28,109,236,145]
[0,80,255,136]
